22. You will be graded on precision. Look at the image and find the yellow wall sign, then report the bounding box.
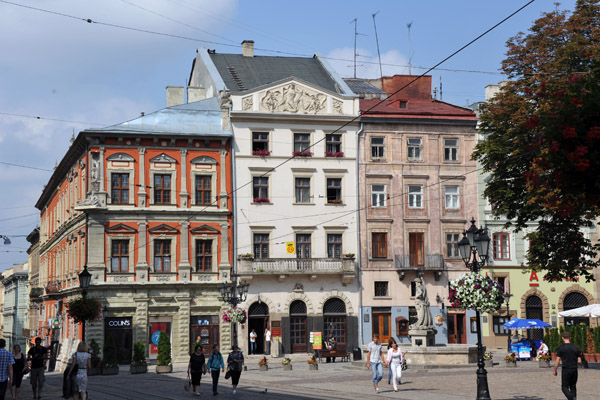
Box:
[286,242,295,254]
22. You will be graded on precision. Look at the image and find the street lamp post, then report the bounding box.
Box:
[78,265,92,341]
[219,274,249,348]
[458,218,492,400]
[503,292,512,353]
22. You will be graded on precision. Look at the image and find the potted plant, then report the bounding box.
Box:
[537,353,551,368]
[282,357,292,371]
[258,357,269,371]
[156,332,173,373]
[253,197,270,204]
[594,326,600,362]
[307,354,318,371]
[342,253,355,260]
[252,149,271,157]
[448,273,504,314]
[483,352,493,368]
[102,334,119,375]
[130,341,148,374]
[292,150,313,157]
[504,352,517,367]
[66,296,102,324]
[585,327,596,362]
[222,307,247,324]
[88,339,102,375]
[239,253,254,260]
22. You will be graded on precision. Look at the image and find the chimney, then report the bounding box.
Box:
[166,86,184,107]
[242,40,254,57]
[187,87,207,103]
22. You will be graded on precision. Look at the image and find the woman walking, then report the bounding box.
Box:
[207,344,224,396]
[227,346,244,395]
[387,338,397,385]
[187,344,206,397]
[11,344,27,400]
[386,342,406,392]
[67,342,91,400]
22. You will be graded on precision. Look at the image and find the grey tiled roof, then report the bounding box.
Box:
[343,78,387,95]
[85,97,230,137]
[209,53,341,93]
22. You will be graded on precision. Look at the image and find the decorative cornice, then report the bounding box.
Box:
[149,153,177,163]
[107,153,135,162]
[191,156,217,165]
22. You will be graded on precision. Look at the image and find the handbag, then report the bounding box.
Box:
[401,359,408,371]
[224,367,232,380]
[184,375,191,392]
[202,363,208,375]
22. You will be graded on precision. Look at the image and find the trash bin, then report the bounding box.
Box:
[353,347,362,361]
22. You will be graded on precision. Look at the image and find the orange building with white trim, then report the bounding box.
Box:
[35,97,233,369]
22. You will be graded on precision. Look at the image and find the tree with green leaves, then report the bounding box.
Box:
[157,332,172,366]
[474,0,600,282]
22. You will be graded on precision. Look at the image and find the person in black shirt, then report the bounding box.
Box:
[187,344,206,397]
[553,331,582,400]
[27,338,47,400]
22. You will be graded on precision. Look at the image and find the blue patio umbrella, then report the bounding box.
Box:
[503,318,551,329]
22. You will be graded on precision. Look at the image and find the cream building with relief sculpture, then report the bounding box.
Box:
[35,93,234,369]
[188,41,361,355]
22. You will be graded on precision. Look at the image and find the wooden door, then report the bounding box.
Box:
[290,316,307,353]
[372,313,391,344]
[409,232,424,267]
[447,313,466,344]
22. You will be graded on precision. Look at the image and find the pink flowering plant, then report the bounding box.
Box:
[252,149,271,157]
[292,150,313,157]
[325,151,344,157]
[448,272,503,313]
[222,307,247,324]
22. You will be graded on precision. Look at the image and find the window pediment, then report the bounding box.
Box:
[191,156,217,165]
[107,153,135,162]
[148,224,179,234]
[150,153,177,163]
[105,223,137,234]
[190,224,220,234]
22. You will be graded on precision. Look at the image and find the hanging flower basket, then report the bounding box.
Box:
[448,272,503,313]
[66,297,102,324]
[222,307,247,324]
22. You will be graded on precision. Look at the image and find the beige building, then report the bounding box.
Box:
[352,75,479,346]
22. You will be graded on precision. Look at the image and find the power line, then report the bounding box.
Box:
[0,0,507,77]
[0,111,105,126]
[0,161,53,172]
[0,213,39,222]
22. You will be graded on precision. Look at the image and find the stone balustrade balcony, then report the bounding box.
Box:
[394,254,446,281]
[238,257,356,284]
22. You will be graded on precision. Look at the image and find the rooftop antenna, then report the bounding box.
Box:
[350,18,358,78]
[439,76,443,101]
[407,21,413,75]
[372,12,384,83]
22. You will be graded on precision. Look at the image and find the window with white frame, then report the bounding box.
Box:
[371,137,385,159]
[444,186,460,209]
[252,132,269,152]
[326,134,342,154]
[154,239,171,272]
[294,133,311,153]
[444,139,458,161]
[408,185,423,208]
[110,239,129,272]
[295,177,311,203]
[154,174,172,204]
[371,184,386,207]
[407,138,422,160]
[195,239,212,272]
[253,177,269,202]
[253,233,269,259]
[111,173,129,204]
[327,234,342,258]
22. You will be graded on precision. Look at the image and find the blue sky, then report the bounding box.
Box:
[0,0,577,271]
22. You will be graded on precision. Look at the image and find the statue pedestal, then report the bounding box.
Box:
[409,328,437,347]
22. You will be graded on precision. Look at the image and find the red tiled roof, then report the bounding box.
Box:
[360,98,477,121]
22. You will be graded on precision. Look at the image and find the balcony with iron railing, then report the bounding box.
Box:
[394,254,446,281]
[238,257,356,284]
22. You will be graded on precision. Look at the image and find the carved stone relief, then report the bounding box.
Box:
[259,83,331,114]
[242,96,253,111]
[332,99,343,115]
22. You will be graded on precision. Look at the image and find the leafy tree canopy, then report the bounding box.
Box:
[474,0,600,282]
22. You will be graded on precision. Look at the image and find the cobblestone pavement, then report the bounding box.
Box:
[32,356,599,400]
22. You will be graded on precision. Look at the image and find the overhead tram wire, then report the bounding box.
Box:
[13,1,534,259]
[0,161,53,172]
[1,0,510,77]
[0,111,105,126]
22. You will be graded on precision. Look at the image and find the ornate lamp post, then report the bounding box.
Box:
[219,274,249,347]
[78,265,92,340]
[503,292,512,353]
[0,235,11,245]
[458,218,491,400]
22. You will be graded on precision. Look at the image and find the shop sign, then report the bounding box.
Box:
[310,332,322,349]
[272,328,282,337]
[105,317,132,328]
[529,271,539,287]
[52,319,60,329]
[286,242,295,254]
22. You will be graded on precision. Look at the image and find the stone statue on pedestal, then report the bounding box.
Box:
[411,274,434,329]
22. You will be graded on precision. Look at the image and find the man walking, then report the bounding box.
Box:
[264,327,271,355]
[367,334,387,393]
[0,339,14,400]
[27,337,47,400]
[553,331,582,400]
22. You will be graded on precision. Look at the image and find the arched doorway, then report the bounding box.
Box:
[323,298,347,347]
[248,302,269,354]
[563,292,589,326]
[289,300,307,353]
[525,295,544,340]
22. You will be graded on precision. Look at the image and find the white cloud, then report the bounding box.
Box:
[326,47,410,79]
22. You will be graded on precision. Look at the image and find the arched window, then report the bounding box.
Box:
[525,295,543,340]
[563,292,589,326]
[289,300,307,353]
[248,302,269,317]
[323,298,347,345]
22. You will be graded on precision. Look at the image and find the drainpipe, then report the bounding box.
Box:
[231,136,237,277]
[356,123,364,347]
